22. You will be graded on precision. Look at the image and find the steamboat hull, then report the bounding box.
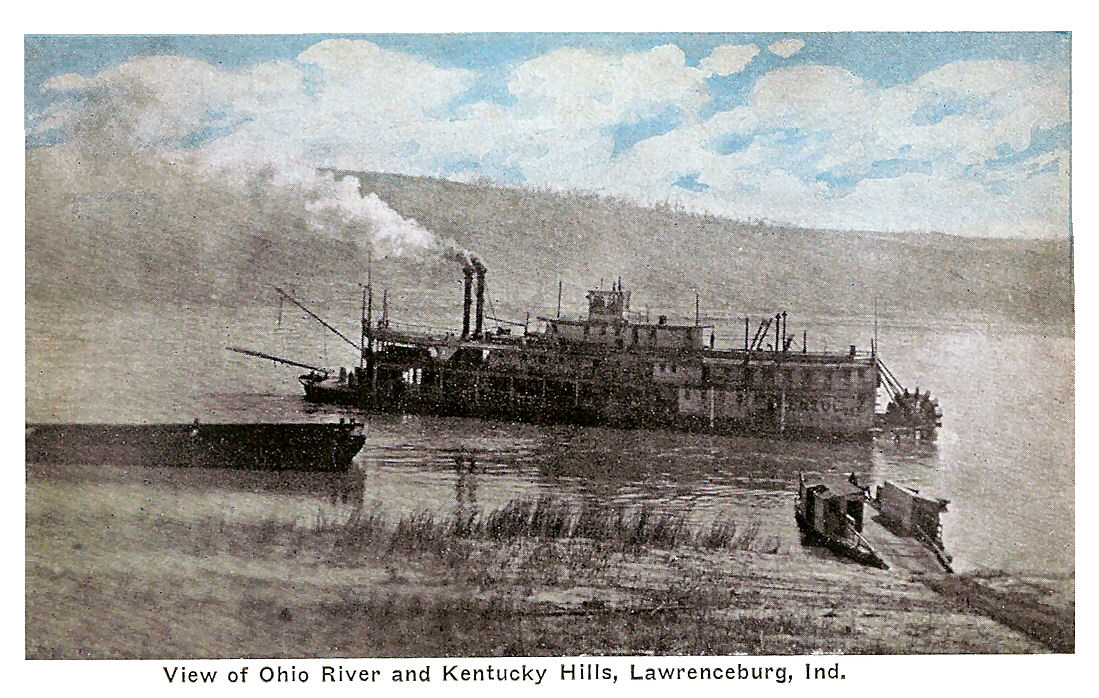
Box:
[25,423,366,472]
[303,346,880,440]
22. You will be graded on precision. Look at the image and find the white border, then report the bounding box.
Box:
[10,4,1089,693]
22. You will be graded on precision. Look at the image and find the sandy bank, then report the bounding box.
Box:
[26,471,1068,658]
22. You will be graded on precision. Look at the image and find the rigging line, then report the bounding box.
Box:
[272,285,359,352]
[226,346,327,374]
[487,292,498,329]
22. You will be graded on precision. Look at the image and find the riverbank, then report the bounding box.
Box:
[26,470,1069,658]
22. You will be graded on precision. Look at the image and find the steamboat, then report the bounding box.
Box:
[232,260,940,439]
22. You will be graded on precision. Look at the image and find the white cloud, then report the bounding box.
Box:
[41,72,95,91]
[29,39,1070,239]
[298,39,475,118]
[749,64,874,127]
[768,38,805,58]
[700,44,759,76]
[507,44,707,127]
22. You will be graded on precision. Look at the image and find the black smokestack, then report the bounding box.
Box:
[473,257,486,338]
[462,267,474,338]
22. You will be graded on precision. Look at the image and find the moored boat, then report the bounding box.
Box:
[866,480,953,573]
[796,472,954,573]
[25,420,366,472]
[232,265,941,440]
[795,472,887,568]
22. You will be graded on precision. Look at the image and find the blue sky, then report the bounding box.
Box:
[25,32,1069,114]
[25,33,1071,237]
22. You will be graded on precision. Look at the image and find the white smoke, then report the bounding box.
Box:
[25,134,482,305]
[25,44,497,305]
[303,175,435,258]
[300,171,480,269]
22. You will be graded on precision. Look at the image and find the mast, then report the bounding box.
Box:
[873,298,879,356]
[366,286,373,345]
[364,250,373,361]
[359,284,368,368]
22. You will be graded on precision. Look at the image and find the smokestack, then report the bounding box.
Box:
[474,259,486,338]
[462,267,474,338]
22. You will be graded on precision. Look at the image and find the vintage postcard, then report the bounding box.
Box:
[25,31,1073,667]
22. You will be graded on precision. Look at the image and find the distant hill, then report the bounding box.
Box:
[26,168,1072,326]
[337,171,1073,326]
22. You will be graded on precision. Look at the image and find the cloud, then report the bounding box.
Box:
[768,38,805,58]
[700,44,759,76]
[27,38,1070,239]
[507,44,707,127]
[41,72,95,91]
[585,54,1068,237]
[298,39,475,118]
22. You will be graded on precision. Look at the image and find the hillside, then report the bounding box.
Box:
[339,171,1073,325]
[26,168,1072,325]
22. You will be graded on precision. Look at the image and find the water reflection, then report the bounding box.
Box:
[452,452,480,511]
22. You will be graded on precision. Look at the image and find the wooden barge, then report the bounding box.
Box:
[25,421,366,472]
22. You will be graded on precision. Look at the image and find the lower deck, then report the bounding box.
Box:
[305,359,877,438]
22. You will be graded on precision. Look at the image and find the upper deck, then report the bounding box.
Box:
[373,319,875,370]
[365,277,874,374]
[538,280,706,351]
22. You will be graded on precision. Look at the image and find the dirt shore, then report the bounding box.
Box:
[26,472,1071,658]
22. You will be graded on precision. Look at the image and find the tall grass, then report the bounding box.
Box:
[311,496,761,557]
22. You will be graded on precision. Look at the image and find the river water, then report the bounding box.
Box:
[25,300,1074,575]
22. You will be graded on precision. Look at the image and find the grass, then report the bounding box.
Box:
[307,496,762,561]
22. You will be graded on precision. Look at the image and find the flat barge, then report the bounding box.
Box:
[25,421,366,472]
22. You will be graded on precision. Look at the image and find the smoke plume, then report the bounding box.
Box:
[25,138,482,306]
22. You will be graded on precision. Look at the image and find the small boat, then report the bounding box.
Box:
[867,480,953,573]
[25,420,366,472]
[795,472,887,568]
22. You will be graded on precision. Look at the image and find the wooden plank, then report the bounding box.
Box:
[859,510,950,575]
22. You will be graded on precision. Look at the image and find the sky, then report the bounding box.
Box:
[25,32,1071,238]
